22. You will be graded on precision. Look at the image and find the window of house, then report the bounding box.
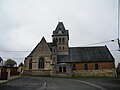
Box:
[59,67,62,72]
[63,66,66,72]
[95,64,99,70]
[84,64,88,70]
[38,58,45,69]
[29,59,32,69]
[63,47,64,50]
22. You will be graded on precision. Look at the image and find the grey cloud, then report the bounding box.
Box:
[0,0,119,66]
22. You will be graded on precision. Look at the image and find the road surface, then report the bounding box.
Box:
[0,77,120,90]
[42,77,99,90]
[0,77,44,90]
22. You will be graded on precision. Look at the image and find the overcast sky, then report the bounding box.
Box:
[0,0,120,66]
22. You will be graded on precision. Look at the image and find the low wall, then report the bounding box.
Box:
[73,69,116,77]
[0,72,8,80]
[0,68,21,80]
[24,70,50,76]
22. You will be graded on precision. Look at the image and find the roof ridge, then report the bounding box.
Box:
[69,46,106,48]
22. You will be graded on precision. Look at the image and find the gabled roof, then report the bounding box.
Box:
[57,46,114,63]
[27,37,51,57]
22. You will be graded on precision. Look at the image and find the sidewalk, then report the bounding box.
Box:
[0,75,20,84]
[0,80,8,84]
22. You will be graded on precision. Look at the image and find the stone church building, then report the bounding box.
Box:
[24,22,116,77]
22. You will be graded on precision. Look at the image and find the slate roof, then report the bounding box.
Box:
[52,22,69,39]
[57,46,114,63]
[117,63,120,70]
[47,42,52,51]
[55,22,66,31]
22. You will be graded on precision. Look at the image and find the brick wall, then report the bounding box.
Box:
[75,62,115,70]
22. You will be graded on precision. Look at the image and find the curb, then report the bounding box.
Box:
[0,76,21,85]
[0,80,8,85]
[75,80,107,90]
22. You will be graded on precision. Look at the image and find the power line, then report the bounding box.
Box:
[2,58,25,59]
[0,50,30,52]
[0,39,117,52]
[118,0,120,39]
[82,39,117,46]
[2,57,35,59]
[118,0,120,49]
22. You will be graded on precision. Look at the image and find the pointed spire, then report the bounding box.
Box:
[55,22,66,31]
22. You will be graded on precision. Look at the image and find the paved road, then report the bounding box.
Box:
[0,77,120,90]
[0,77,100,90]
[42,77,100,90]
[82,78,120,90]
[0,77,44,90]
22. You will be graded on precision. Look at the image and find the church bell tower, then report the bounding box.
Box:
[52,22,69,55]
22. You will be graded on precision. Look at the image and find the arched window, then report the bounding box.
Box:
[38,58,45,69]
[72,64,76,70]
[56,38,58,43]
[59,47,61,50]
[84,64,88,70]
[59,38,61,43]
[62,38,65,44]
[29,59,32,69]
[63,46,64,50]
[53,38,56,42]
[59,67,62,72]
[95,64,99,70]
[63,66,66,72]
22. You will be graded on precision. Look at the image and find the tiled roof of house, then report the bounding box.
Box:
[57,46,114,63]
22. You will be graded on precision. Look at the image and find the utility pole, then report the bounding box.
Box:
[118,0,120,49]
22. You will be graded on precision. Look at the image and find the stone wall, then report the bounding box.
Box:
[24,70,50,76]
[73,69,116,77]
[0,68,21,80]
